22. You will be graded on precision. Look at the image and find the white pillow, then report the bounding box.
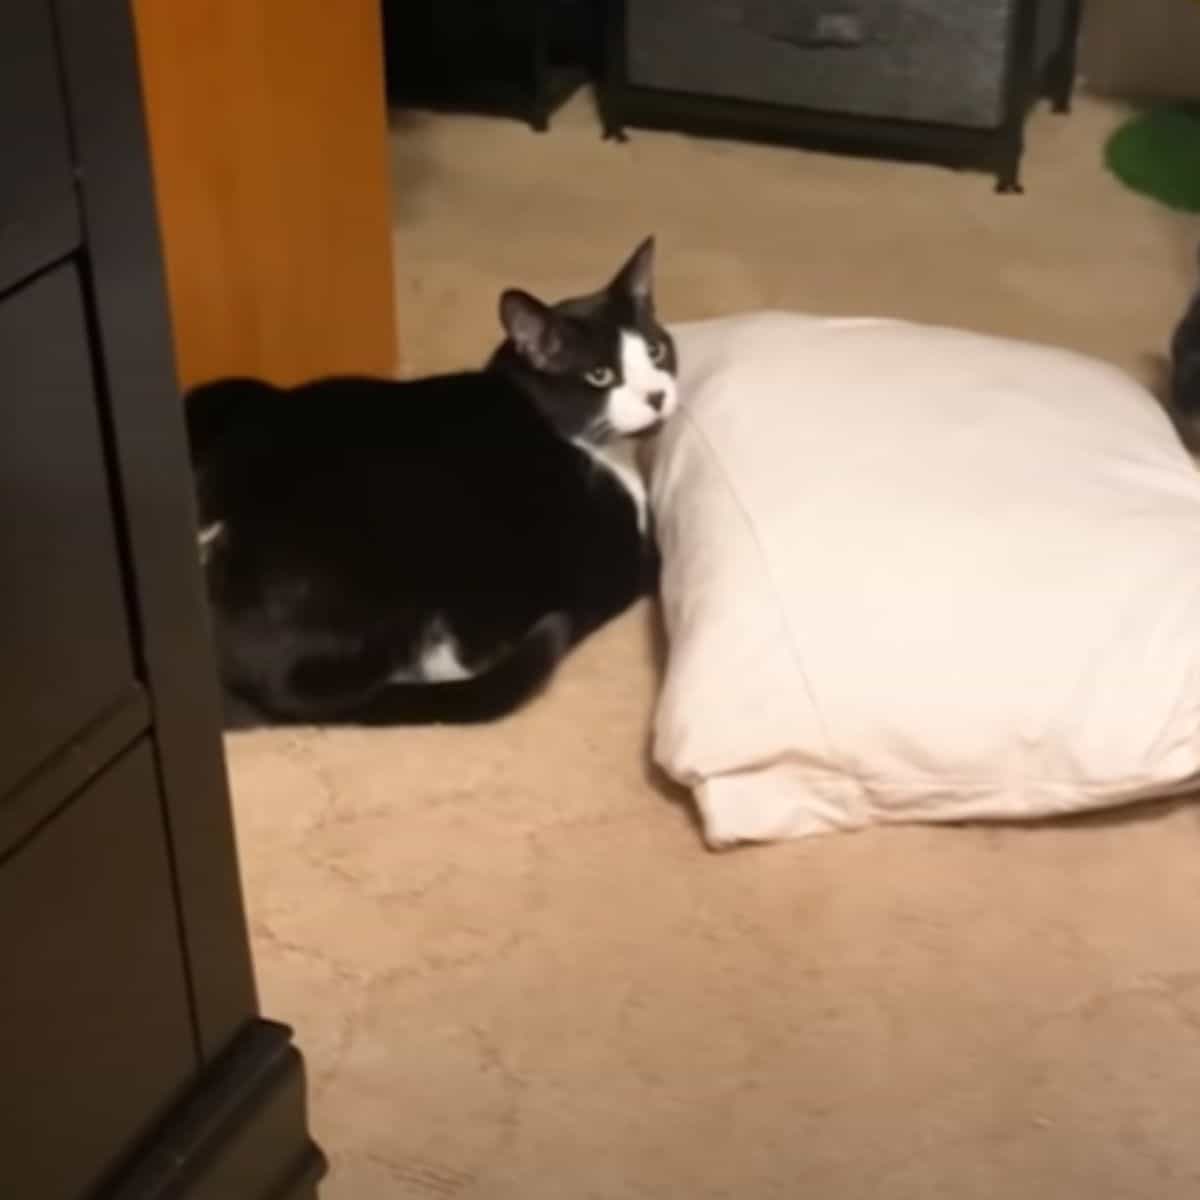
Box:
[652,313,1200,848]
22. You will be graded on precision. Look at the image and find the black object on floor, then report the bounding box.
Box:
[600,0,1084,192]
[382,0,600,131]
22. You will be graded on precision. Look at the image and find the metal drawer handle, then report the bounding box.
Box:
[729,5,872,49]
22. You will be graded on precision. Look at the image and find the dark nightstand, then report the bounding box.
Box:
[600,0,1083,191]
[381,0,590,131]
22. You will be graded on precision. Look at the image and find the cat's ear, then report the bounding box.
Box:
[609,235,655,308]
[500,289,563,371]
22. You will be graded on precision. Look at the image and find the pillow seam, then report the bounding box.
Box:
[662,405,860,795]
[703,758,1197,798]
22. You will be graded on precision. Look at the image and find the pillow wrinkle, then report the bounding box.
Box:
[665,404,850,782]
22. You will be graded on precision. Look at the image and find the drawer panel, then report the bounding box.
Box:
[0,265,138,800]
[0,741,197,1200]
[626,0,1013,129]
[0,0,81,291]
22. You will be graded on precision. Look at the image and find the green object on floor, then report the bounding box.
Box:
[1105,105,1200,212]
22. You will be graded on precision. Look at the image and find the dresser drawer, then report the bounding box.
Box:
[0,0,81,291]
[626,0,1013,129]
[0,265,138,800]
[0,741,197,1200]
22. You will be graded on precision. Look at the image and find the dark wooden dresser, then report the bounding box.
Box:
[602,0,1084,191]
[0,1,324,1196]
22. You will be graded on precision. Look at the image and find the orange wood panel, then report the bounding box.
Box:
[131,0,397,389]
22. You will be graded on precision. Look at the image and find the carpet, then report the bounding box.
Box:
[228,90,1200,1199]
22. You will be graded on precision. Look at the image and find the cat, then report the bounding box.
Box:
[1170,246,1200,449]
[186,237,678,728]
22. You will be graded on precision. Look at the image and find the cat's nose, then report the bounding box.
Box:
[647,391,666,413]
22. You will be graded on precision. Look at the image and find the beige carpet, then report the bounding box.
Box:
[229,90,1200,1199]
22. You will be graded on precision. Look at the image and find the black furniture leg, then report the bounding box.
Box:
[601,105,629,143]
[1047,0,1083,113]
[600,0,629,141]
[994,129,1025,194]
[994,0,1036,192]
[530,0,551,132]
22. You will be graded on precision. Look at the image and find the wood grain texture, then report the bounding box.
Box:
[131,0,397,388]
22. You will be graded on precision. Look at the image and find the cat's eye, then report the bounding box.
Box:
[647,339,667,364]
[585,366,616,388]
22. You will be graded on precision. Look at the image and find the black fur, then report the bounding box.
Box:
[1170,247,1200,446]
[187,239,676,727]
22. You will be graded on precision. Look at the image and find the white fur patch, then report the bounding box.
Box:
[606,330,678,435]
[198,521,225,565]
[396,616,472,684]
[421,636,471,682]
[573,435,649,534]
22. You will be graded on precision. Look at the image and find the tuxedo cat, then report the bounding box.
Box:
[1170,246,1200,447]
[187,238,678,727]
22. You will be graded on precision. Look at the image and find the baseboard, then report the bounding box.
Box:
[100,1020,327,1200]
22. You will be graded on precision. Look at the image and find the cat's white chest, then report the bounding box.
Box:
[573,437,648,534]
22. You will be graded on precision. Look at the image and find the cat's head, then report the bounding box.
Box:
[493,237,678,443]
